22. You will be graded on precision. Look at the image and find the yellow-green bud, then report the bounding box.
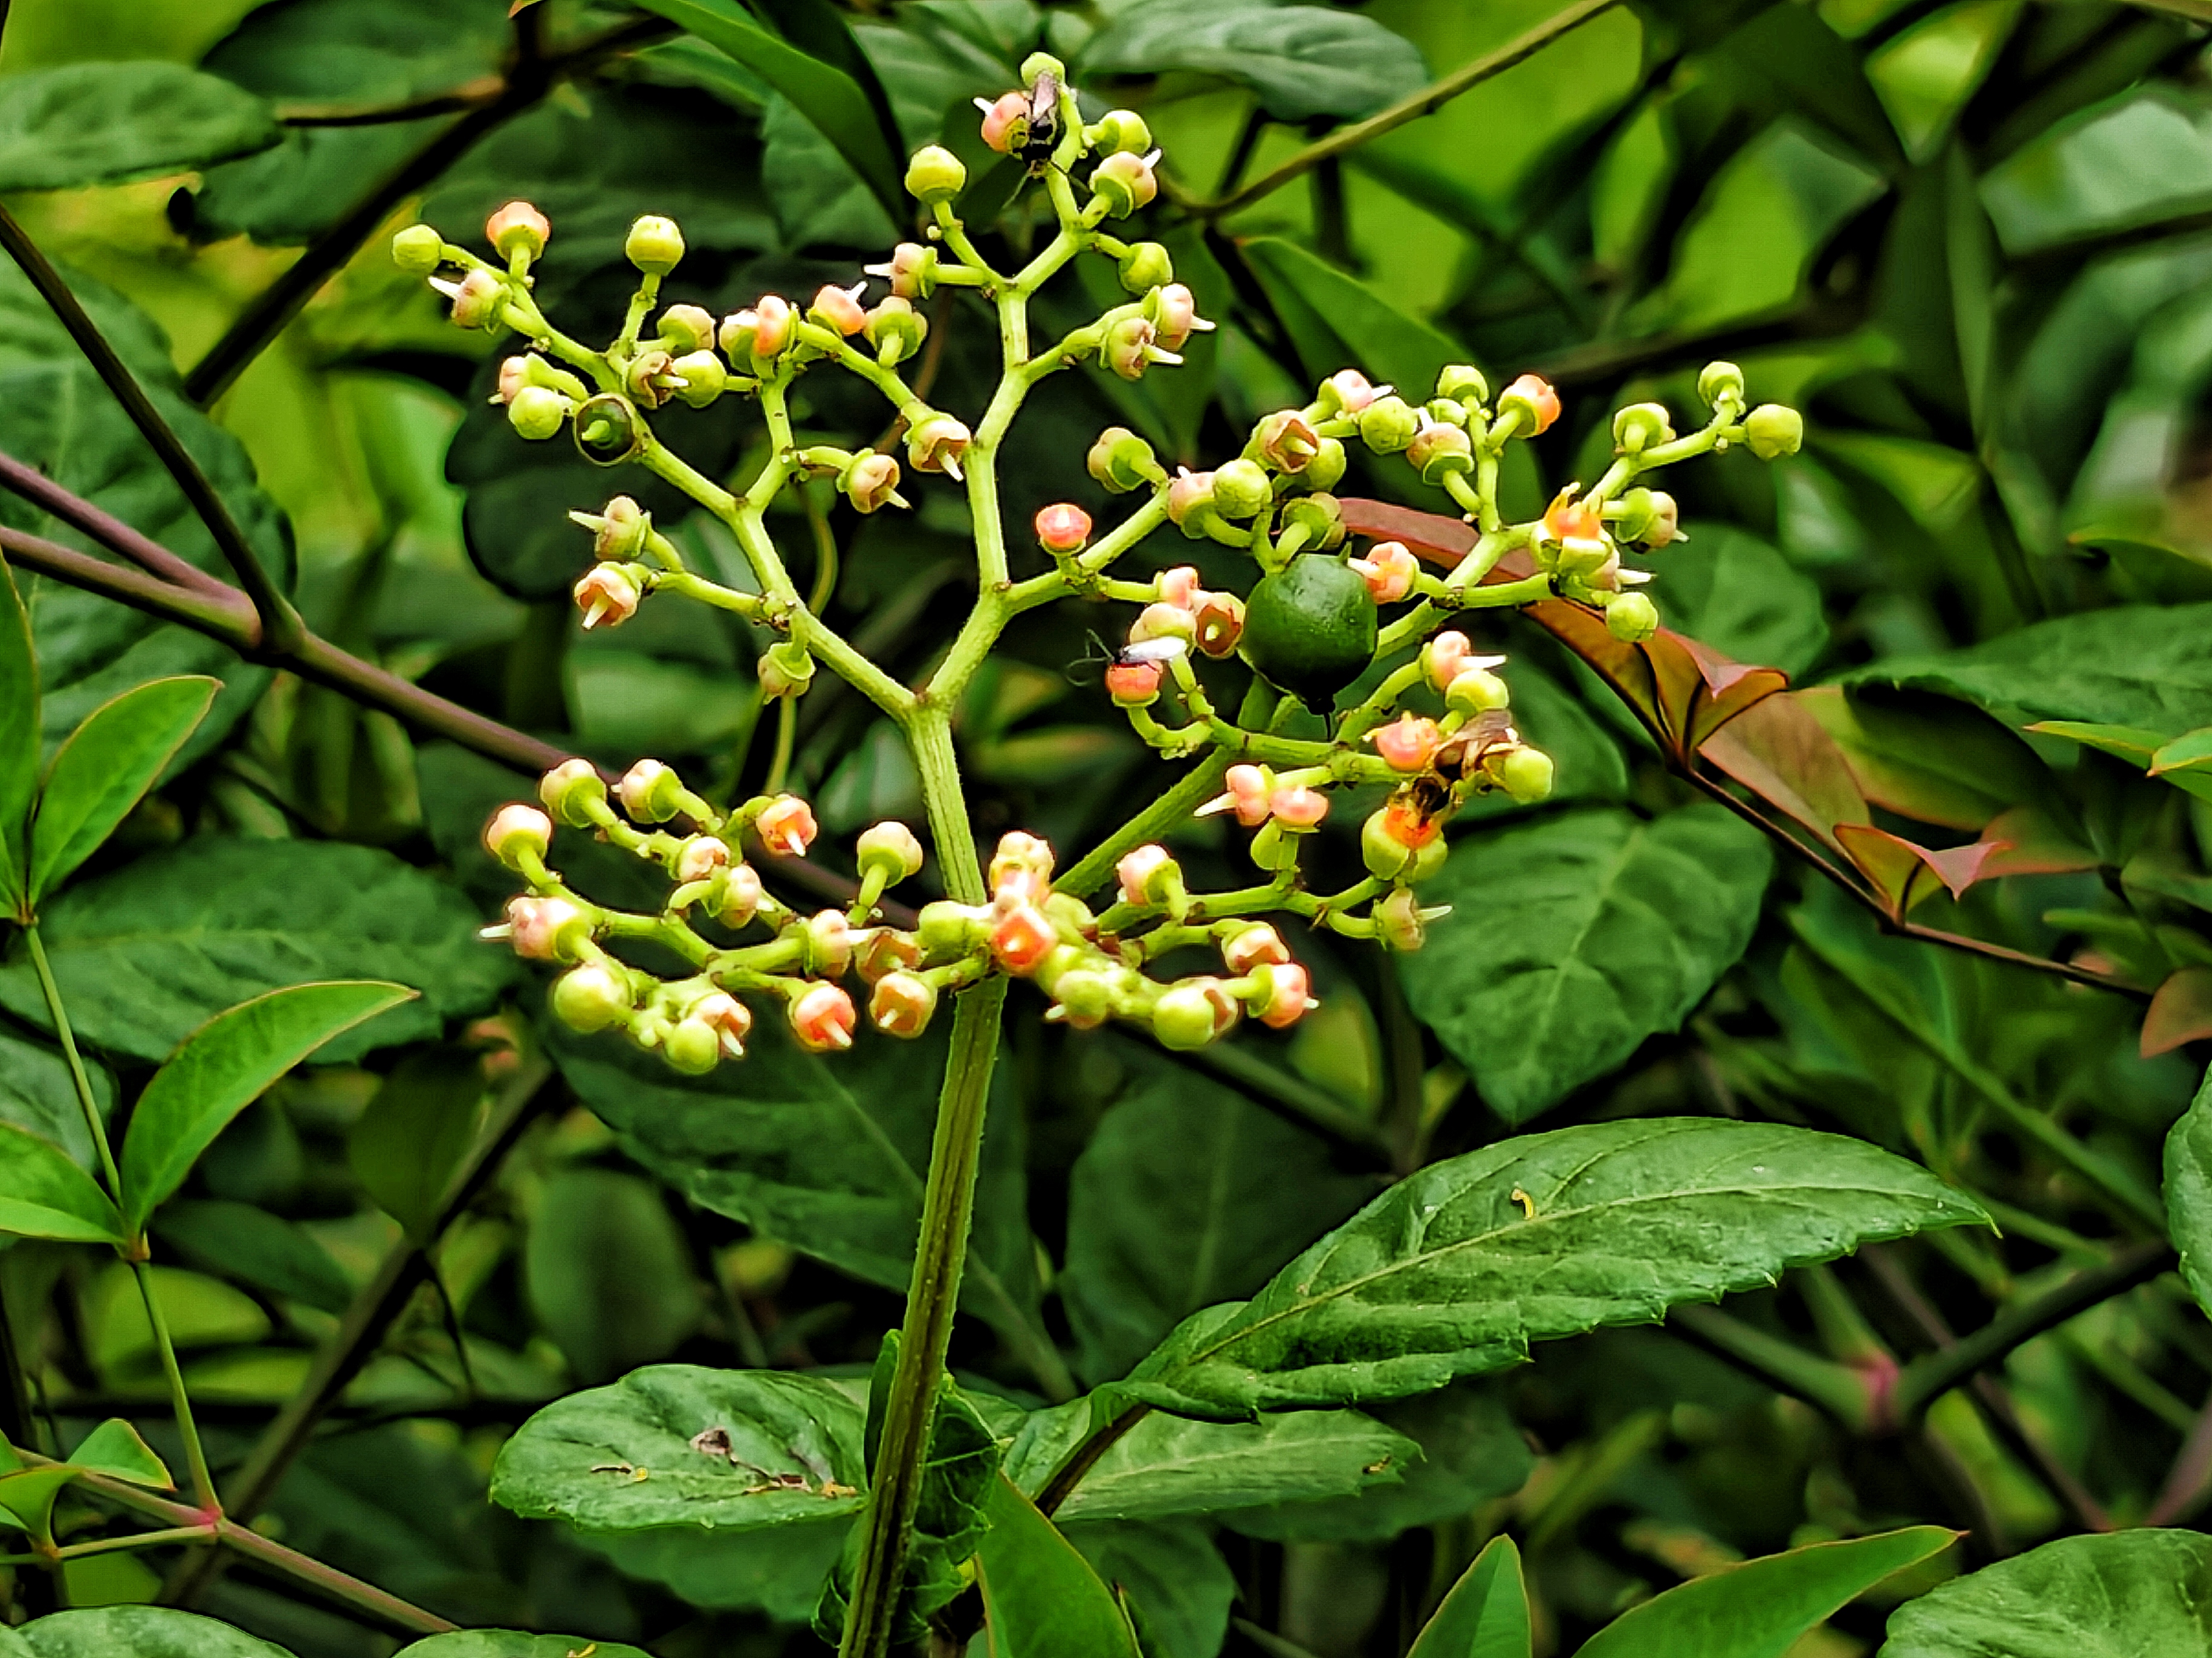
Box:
[1698,360,1747,411]
[1090,109,1152,155]
[1304,437,1348,492]
[1745,404,1804,460]
[1496,746,1555,804]
[905,144,967,204]
[856,821,927,884]
[658,303,716,353]
[1117,240,1173,294]
[507,384,568,440]
[392,222,445,276]
[1211,457,1272,520]
[1436,363,1489,407]
[1612,402,1675,454]
[1357,395,1422,454]
[624,215,685,276]
[1087,425,1165,492]
[671,350,726,408]
[1605,591,1660,643]
[552,964,630,1034]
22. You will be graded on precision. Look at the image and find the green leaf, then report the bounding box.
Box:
[1006,1401,1417,1524]
[0,64,277,192]
[1408,1535,1530,1658]
[348,1046,486,1242]
[2152,727,2212,779]
[1067,1521,1236,1658]
[1079,0,1427,122]
[1981,87,2212,256]
[1580,1526,1956,1657]
[576,1521,849,1625]
[1400,806,1773,1124]
[1848,604,2212,732]
[633,0,904,220]
[525,1169,702,1385]
[1880,1529,2212,1656]
[118,981,416,1234]
[16,1606,296,1656]
[0,556,35,918]
[28,676,216,906]
[1121,1118,1988,1417]
[1800,687,2050,830]
[1060,1065,1372,1385]
[154,1201,354,1316]
[1221,1384,1530,1542]
[66,1419,172,1489]
[0,1124,123,1245]
[0,1029,110,1172]
[2165,1065,2212,1321]
[0,1468,77,1544]
[975,1476,1141,1658]
[2023,721,2170,766]
[0,840,509,1063]
[551,1018,1055,1383]
[1643,526,1829,679]
[1240,236,1466,406]
[390,1638,652,1658]
[1865,2,2020,164]
[490,1364,866,1533]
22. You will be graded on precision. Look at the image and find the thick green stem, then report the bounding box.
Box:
[837,976,1010,1658]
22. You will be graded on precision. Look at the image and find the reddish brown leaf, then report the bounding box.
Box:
[1701,692,1870,850]
[1834,825,2011,919]
[2143,966,2212,1057]
[1978,804,2100,878]
[1339,497,1475,563]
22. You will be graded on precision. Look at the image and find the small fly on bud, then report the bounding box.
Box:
[1020,70,1062,172]
[1064,630,1188,686]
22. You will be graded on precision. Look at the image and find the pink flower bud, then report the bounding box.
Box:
[1221,763,1272,828]
[1376,886,1429,952]
[810,282,868,336]
[1192,592,1243,658]
[1157,566,1203,609]
[800,908,853,978]
[1222,923,1289,973]
[1090,149,1160,217]
[842,452,904,514]
[1166,469,1214,526]
[1035,503,1091,555]
[790,982,856,1052]
[1130,602,1195,645]
[574,565,640,631]
[619,759,681,822]
[989,902,1058,974]
[907,413,971,478]
[1350,541,1418,604]
[869,971,937,1038]
[717,863,765,928]
[503,895,587,961]
[1102,315,1164,381]
[446,268,506,330]
[1324,369,1378,415]
[676,836,731,882]
[1371,713,1443,773]
[869,241,941,300]
[752,294,795,358]
[1152,283,1205,350]
[1269,785,1329,828]
[1105,660,1162,705]
[496,355,528,404]
[1255,962,1316,1030]
[717,308,760,360]
[1501,372,1562,435]
[693,991,753,1059]
[856,821,927,883]
[756,795,818,858]
[483,803,552,870]
[979,89,1030,154]
[1117,844,1176,906]
[1425,630,1479,692]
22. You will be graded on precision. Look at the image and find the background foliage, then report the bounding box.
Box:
[2,0,2212,1653]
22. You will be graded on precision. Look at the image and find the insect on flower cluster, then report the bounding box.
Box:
[396,52,1805,1075]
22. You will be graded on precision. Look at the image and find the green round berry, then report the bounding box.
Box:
[1240,554,1380,707]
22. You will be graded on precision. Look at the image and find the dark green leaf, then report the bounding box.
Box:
[118,981,416,1233]
[1068,1521,1236,1658]
[525,1168,702,1385]
[390,1639,652,1658]
[578,1520,847,1624]
[1408,1535,1529,1658]
[16,1607,296,1656]
[67,1419,172,1489]
[0,1028,109,1172]
[0,556,34,918]
[1060,1066,1371,1384]
[634,0,904,219]
[1645,526,1828,678]
[1122,1119,1987,1417]
[1880,1529,2212,1656]
[975,1475,1141,1658]
[1006,1401,1416,1524]
[0,64,276,192]
[1241,236,1464,407]
[349,1046,485,1242]
[0,840,510,1063]
[154,1200,354,1316]
[1081,0,1426,121]
[0,1124,123,1245]
[28,676,215,906]
[491,1364,866,1532]
[2166,1065,2212,1321]
[1401,806,1773,1123]
[1580,1526,1955,1657]
[1980,87,2212,255]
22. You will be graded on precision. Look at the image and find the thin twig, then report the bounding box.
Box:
[0,451,235,598]
[1199,0,1623,218]
[2149,1387,2212,1526]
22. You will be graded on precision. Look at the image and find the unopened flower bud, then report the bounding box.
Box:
[1222,923,1289,973]
[1091,109,1153,156]
[868,241,941,300]
[1166,469,1215,529]
[1157,566,1202,608]
[648,303,711,353]
[1446,666,1510,714]
[505,894,590,961]
[670,349,727,408]
[841,451,904,514]
[1117,240,1173,294]
[665,1017,721,1076]
[751,294,795,359]
[746,796,812,861]
[574,565,641,630]
[1351,541,1419,604]
[1426,630,1472,689]
[619,759,686,823]
[1153,982,1221,1051]
[1371,713,1443,773]
[508,384,568,440]
[1616,487,1681,547]
[1612,402,1675,454]
[1317,369,1378,418]
[1020,50,1066,83]
[1376,886,1429,952]
[392,222,445,276]
[865,295,927,364]
[1251,961,1316,1030]
[1303,437,1348,492]
[856,821,926,884]
[869,971,937,1039]
[1436,363,1489,408]
[1494,745,1555,803]
[447,268,506,331]
[540,758,608,827]
[1278,492,1347,550]
[485,200,551,261]
[1106,660,1162,705]
[1745,403,1803,459]
[1605,591,1660,643]
[989,902,1058,974]
[1117,844,1178,906]
[798,909,853,978]
[676,836,731,883]
[496,355,528,405]
[1498,373,1561,435]
[1151,283,1209,351]
[990,830,1055,896]
[1101,314,1165,381]
[1407,419,1473,484]
[484,803,552,870]
[1193,592,1244,657]
[1211,457,1272,520]
[1130,602,1194,645]
[1214,763,1272,827]
[1269,785,1328,828]
[1698,360,1747,411]
[810,282,868,337]
[552,963,629,1033]
[693,991,753,1059]
[1088,426,1163,492]
[1091,149,1160,217]
[905,144,968,202]
[978,89,1030,154]
[718,309,760,360]
[1358,395,1421,454]
[916,899,983,960]
[907,413,971,477]
[624,215,685,276]
[1035,502,1091,555]
[1047,968,1117,1030]
[789,982,856,1052]
[717,863,765,929]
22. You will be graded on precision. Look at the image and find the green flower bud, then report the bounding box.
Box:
[917,898,985,960]
[507,384,569,441]
[552,964,630,1034]
[1614,487,1681,547]
[865,296,928,366]
[856,821,927,884]
[1087,425,1165,492]
[1020,50,1067,84]
[391,222,445,276]
[1698,360,1747,411]
[1151,983,1221,1051]
[1090,109,1153,156]
[658,303,716,353]
[1436,363,1489,407]
[1279,492,1346,550]
[1444,666,1510,714]
[1745,403,1803,460]
[1357,395,1422,454]
[1303,437,1348,492]
[905,144,967,204]
[670,349,727,408]
[664,1017,722,1076]
[539,757,609,827]
[1408,419,1473,485]
[1605,591,1660,643]
[624,215,685,276]
[1211,457,1272,520]
[1496,746,1555,804]
[1612,401,1675,454]
[1117,240,1174,294]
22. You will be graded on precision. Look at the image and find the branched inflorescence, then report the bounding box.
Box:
[401,54,1805,1076]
